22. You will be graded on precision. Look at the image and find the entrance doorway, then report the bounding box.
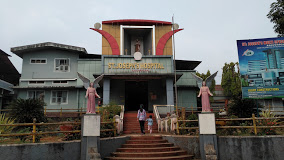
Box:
[125,81,148,111]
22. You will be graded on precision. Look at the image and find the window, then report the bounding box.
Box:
[51,91,68,104]
[30,59,47,64]
[27,90,44,99]
[29,81,45,85]
[55,59,69,72]
[53,81,68,84]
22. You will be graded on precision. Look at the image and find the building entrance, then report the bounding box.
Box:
[125,81,148,111]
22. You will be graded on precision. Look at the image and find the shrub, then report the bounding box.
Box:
[257,110,279,135]
[0,113,16,134]
[8,98,47,123]
[100,102,121,120]
[228,98,262,118]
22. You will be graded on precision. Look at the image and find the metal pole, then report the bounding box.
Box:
[172,15,178,116]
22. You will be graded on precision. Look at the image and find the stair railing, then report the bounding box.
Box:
[153,105,175,132]
[119,105,124,133]
[153,105,161,131]
[113,105,124,134]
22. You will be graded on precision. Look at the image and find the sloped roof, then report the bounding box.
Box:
[102,19,172,25]
[0,49,20,85]
[11,42,87,58]
[175,60,201,70]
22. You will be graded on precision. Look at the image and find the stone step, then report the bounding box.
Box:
[122,143,174,148]
[123,127,158,131]
[105,155,193,160]
[124,117,156,120]
[123,129,158,132]
[116,146,180,153]
[110,150,188,157]
[123,123,157,126]
[123,123,158,127]
[107,136,193,160]
[123,122,157,124]
[123,130,159,134]
[126,140,168,144]
[130,136,162,140]
[123,124,157,128]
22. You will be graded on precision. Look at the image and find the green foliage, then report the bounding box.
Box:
[221,62,241,98]
[228,98,261,118]
[257,110,279,135]
[0,113,16,134]
[100,102,121,120]
[99,102,120,138]
[178,114,199,135]
[267,0,284,37]
[8,98,47,123]
[196,70,216,93]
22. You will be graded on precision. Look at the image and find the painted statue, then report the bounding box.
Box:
[135,39,140,52]
[78,72,104,114]
[191,72,218,112]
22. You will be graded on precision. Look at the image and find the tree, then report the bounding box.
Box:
[221,62,261,118]
[221,62,241,98]
[196,70,216,93]
[267,0,284,37]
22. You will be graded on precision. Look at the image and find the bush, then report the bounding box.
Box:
[8,98,47,142]
[257,110,279,135]
[228,98,261,118]
[8,98,47,123]
[0,113,16,134]
[100,102,121,120]
[99,102,121,138]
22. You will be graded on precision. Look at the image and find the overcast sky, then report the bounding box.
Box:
[0,0,277,84]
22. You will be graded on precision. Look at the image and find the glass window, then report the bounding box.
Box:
[55,59,69,72]
[29,81,45,85]
[53,81,68,84]
[51,91,68,104]
[27,91,44,99]
[30,59,47,64]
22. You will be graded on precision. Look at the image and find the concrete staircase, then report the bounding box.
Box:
[123,112,158,134]
[105,136,193,160]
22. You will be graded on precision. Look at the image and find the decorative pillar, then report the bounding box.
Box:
[81,114,101,160]
[166,78,174,106]
[103,78,110,105]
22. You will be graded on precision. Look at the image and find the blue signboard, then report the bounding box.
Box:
[237,37,284,98]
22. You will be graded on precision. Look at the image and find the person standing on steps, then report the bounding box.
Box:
[137,104,146,135]
[146,115,153,134]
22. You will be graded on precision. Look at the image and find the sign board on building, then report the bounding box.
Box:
[237,37,284,98]
[103,56,173,74]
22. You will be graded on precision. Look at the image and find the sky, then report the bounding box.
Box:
[0,0,277,84]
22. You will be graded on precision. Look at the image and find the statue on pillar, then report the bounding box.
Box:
[78,72,104,114]
[135,39,140,52]
[191,72,218,112]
